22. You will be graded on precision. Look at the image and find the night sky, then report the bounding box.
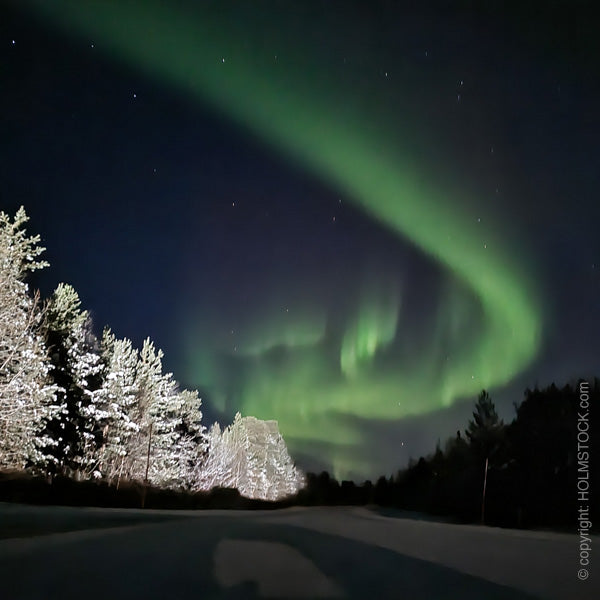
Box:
[2,1,599,479]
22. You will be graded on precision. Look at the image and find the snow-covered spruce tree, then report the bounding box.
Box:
[195,412,304,500]
[0,207,59,470]
[40,283,105,479]
[71,321,107,477]
[176,388,208,489]
[96,328,140,485]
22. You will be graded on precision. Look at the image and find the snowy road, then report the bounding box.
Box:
[0,504,596,599]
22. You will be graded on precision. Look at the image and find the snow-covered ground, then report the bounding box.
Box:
[0,503,596,599]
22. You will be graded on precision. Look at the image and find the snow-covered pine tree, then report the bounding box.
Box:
[0,207,59,470]
[241,416,273,498]
[238,416,305,500]
[40,283,105,479]
[195,413,304,500]
[98,334,208,488]
[96,328,140,484]
[221,412,251,490]
[134,338,206,488]
[127,337,167,483]
[194,422,227,491]
[268,429,306,498]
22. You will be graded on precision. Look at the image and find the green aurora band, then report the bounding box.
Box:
[22,0,544,477]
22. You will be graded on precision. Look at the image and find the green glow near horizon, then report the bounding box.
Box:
[23,0,544,477]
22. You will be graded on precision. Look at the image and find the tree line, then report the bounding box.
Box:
[297,383,598,529]
[0,207,303,500]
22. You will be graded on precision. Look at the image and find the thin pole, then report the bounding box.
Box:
[144,422,153,483]
[141,422,153,509]
[481,456,489,524]
[116,455,124,490]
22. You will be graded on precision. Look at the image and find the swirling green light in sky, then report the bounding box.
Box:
[22,0,543,477]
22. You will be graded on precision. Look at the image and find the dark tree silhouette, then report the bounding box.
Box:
[465,390,506,523]
[465,390,504,456]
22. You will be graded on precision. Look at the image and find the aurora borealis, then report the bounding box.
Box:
[3,1,599,478]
